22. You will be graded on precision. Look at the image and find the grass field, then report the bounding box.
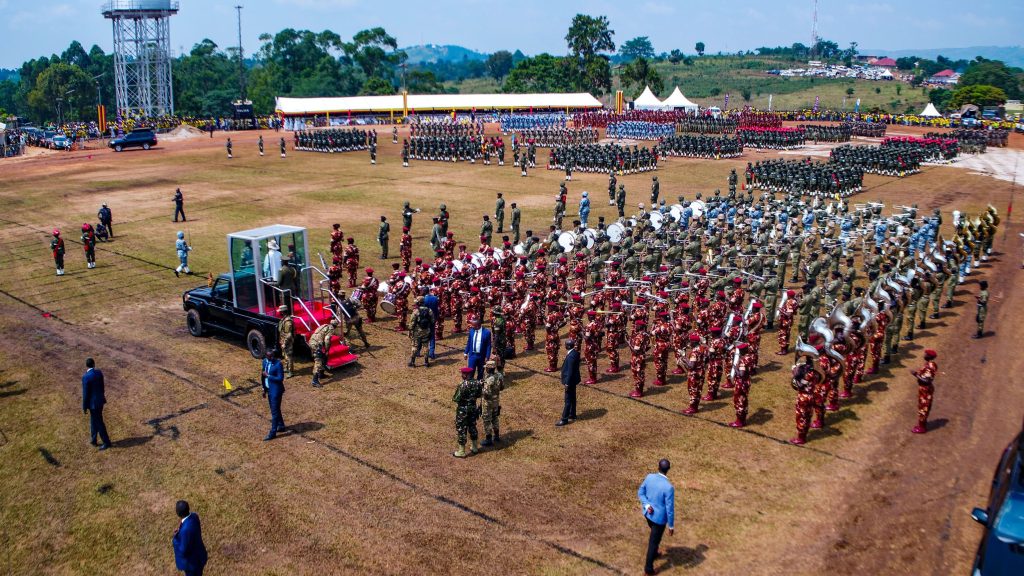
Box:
[0,128,1021,575]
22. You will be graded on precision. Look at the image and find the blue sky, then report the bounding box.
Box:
[2,0,1022,68]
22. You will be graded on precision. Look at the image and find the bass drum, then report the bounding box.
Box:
[513,243,527,256]
[379,293,398,315]
[669,203,684,223]
[606,222,626,244]
[690,200,706,219]
[493,248,505,263]
[377,280,390,294]
[470,252,487,270]
[557,231,577,253]
[649,211,665,231]
[452,259,465,273]
[582,228,598,249]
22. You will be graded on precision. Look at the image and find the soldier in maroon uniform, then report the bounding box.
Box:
[628,320,650,398]
[330,223,344,262]
[544,301,564,372]
[776,290,799,355]
[343,237,360,288]
[521,292,539,350]
[813,347,842,429]
[910,349,938,434]
[399,227,413,271]
[360,267,379,322]
[651,311,673,387]
[605,301,626,373]
[729,342,756,428]
[583,311,602,384]
[789,350,822,445]
[682,332,708,414]
[703,326,726,401]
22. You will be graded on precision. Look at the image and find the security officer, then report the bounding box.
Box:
[277,305,295,378]
[974,280,989,339]
[480,360,505,447]
[452,366,483,458]
[308,319,339,388]
[495,193,506,233]
[378,216,390,259]
[650,176,660,204]
[510,202,522,245]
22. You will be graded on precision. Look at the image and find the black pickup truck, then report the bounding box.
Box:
[182,273,282,359]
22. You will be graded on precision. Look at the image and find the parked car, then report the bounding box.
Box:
[50,135,72,151]
[108,128,157,152]
[970,429,1024,575]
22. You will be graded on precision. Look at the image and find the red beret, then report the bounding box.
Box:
[612,301,622,308]
[733,277,742,284]
[365,267,374,274]
[594,282,604,288]
[737,342,749,350]
[710,325,722,333]
[698,268,707,274]
[402,226,409,232]
[415,257,423,263]
[587,310,597,317]
[689,332,701,342]
[716,290,726,297]
[753,302,763,309]
[924,349,937,360]
[635,320,647,327]
[460,367,474,375]
[787,290,796,297]
[398,271,407,277]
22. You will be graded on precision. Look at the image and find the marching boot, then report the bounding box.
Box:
[312,375,323,388]
[408,355,415,367]
[493,428,501,444]
[918,321,926,330]
[470,439,479,454]
[973,329,983,339]
[789,433,807,446]
[481,434,493,447]
[903,332,914,341]
[424,356,430,368]
[911,421,927,434]
[766,322,774,330]
[942,301,952,309]
[452,444,467,458]
[928,313,939,320]
[882,354,891,365]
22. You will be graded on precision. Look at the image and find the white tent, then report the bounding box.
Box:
[919,103,942,117]
[274,92,603,116]
[633,86,667,110]
[661,87,699,111]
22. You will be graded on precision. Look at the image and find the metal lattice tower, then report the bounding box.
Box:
[102,1,179,119]
[810,0,819,57]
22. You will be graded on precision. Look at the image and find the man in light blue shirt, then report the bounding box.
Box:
[637,459,675,575]
[579,191,591,229]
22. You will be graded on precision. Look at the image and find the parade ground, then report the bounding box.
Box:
[1,125,1022,575]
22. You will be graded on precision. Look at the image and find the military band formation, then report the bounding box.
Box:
[288,141,999,452]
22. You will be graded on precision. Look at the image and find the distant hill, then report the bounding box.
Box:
[0,69,19,82]
[861,46,1024,68]
[402,44,488,64]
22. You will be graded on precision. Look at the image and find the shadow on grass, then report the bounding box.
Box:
[927,417,950,432]
[747,407,773,426]
[38,447,60,467]
[489,428,533,451]
[576,407,608,422]
[0,388,27,398]
[660,543,709,571]
[112,435,153,449]
[288,421,325,434]
[0,380,18,389]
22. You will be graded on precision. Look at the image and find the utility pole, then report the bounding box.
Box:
[400,63,408,93]
[235,5,246,100]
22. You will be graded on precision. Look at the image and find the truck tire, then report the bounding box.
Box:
[186,309,205,336]
[115,145,123,152]
[246,328,267,359]
[143,143,150,150]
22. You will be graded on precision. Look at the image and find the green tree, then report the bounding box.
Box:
[741,88,751,101]
[846,87,855,96]
[502,54,575,93]
[812,39,840,60]
[668,49,683,64]
[344,27,406,82]
[27,63,95,122]
[485,50,514,80]
[360,76,394,95]
[948,84,1008,108]
[959,59,1022,99]
[621,57,664,96]
[841,42,858,66]
[928,87,953,112]
[173,39,240,117]
[695,42,705,56]
[565,14,615,95]
[406,70,445,94]
[620,36,655,62]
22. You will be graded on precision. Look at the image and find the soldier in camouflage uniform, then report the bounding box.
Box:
[409,296,435,367]
[453,366,483,457]
[308,318,339,388]
[277,305,295,378]
[480,360,505,447]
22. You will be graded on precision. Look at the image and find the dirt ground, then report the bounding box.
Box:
[0,123,1021,575]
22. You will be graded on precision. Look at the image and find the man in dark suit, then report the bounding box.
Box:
[81,357,111,450]
[261,349,286,441]
[424,288,440,360]
[556,339,581,426]
[173,500,208,576]
[463,317,492,379]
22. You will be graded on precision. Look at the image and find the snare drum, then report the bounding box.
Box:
[351,288,364,301]
[380,293,398,315]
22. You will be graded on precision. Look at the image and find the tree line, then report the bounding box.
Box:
[1,15,1020,123]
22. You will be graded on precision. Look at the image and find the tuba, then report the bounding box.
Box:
[829,304,854,334]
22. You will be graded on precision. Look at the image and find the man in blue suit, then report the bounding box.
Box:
[463,316,491,379]
[261,349,286,441]
[556,339,580,426]
[81,357,111,450]
[173,500,208,576]
[424,288,440,360]
[637,459,676,575]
